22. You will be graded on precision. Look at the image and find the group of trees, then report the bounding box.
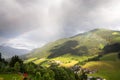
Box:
[0,53,23,73]
[0,53,88,80]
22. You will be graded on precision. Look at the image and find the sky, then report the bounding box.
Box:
[1,0,120,50]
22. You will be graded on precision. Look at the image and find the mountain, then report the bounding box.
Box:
[26,28,120,59]
[0,46,29,59]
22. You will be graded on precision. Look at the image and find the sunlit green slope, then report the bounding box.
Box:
[26,28,120,59]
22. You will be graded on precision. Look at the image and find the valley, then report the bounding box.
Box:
[0,29,120,80]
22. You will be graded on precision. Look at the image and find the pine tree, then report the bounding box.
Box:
[9,55,23,67]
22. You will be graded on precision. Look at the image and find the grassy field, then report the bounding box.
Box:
[24,57,38,63]
[24,52,120,80]
[33,58,46,64]
[83,53,120,80]
[51,54,97,67]
[25,54,97,67]
[0,74,22,80]
[100,53,119,61]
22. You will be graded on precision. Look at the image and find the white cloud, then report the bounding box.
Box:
[5,26,63,50]
[89,0,120,23]
[6,34,46,50]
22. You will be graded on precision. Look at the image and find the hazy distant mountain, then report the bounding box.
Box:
[0,46,29,59]
[26,28,120,59]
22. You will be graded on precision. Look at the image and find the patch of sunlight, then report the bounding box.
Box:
[99,43,104,49]
[0,78,4,80]
[112,32,119,35]
[60,60,78,67]
[24,57,37,63]
[83,61,114,70]
[33,58,46,64]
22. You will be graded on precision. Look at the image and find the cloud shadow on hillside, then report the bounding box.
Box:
[103,43,120,53]
[48,40,88,58]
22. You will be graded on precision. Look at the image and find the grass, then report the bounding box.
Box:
[24,54,98,67]
[24,53,120,80]
[112,32,120,35]
[60,60,78,67]
[100,53,119,61]
[24,57,38,63]
[0,74,22,80]
[33,58,46,64]
[83,53,120,80]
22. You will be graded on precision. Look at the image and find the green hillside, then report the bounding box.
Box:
[83,53,120,80]
[24,29,120,80]
[26,28,120,59]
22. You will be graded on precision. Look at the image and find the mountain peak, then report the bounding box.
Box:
[72,28,111,38]
[90,28,111,32]
[0,45,29,59]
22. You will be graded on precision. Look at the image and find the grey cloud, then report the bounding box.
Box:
[0,0,43,38]
[60,0,120,36]
[0,0,120,49]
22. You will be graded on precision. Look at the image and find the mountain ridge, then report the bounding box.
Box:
[0,45,29,59]
[26,28,120,59]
